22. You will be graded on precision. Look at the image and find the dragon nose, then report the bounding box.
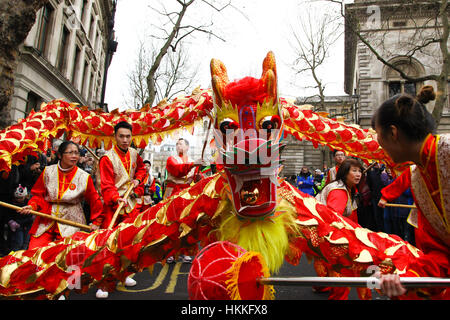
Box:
[240,187,260,205]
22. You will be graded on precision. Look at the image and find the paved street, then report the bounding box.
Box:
[68,253,387,301]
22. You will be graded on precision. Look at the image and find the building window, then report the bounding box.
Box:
[388,81,416,98]
[81,0,89,24]
[89,71,95,102]
[342,108,349,117]
[388,81,401,97]
[404,82,416,96]
[56,26,70,74]
[82,61,89,98]
[89,16,96,41]
[393,20,407,28]
[386,59,423,99]
[37,4,54,55]
[26,91,42,116]
[72,46,81,85]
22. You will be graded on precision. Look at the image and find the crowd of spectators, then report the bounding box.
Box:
[0,142,163,256]
[288,152,416,245]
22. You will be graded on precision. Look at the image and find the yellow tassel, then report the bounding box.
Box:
[225,251,274,300]
[216,199,299,274]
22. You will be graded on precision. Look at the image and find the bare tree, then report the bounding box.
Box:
[0,0,49,129]
[290,5,342,111]
[332,0,449,125]
[126,40,198,108]
[145,0,233,107]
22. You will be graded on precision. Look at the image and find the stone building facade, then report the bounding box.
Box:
[11,0,116,121]
[344,0,450,131]
[280,95,359,178]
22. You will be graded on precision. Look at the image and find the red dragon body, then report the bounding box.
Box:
[0,52,426,300]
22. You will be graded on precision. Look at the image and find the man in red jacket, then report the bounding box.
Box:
[99,121,146,228]
[164,138,204,263]
[163,138,204,199]
[97,121,146,298]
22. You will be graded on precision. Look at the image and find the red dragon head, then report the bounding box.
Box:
[211,51,284,219]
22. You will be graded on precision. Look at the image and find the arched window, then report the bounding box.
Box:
[384,57,425,98]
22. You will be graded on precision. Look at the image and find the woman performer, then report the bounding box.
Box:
[315,158,365,300]
[317,158,363,224]
[18,141,104,250]
[372,87,450,299]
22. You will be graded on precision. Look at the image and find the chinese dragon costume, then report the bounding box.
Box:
[0,52,434,300]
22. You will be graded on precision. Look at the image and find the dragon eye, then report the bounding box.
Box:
[260,116,280,131]
[219,118,239,134]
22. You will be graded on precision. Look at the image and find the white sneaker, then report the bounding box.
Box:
[96,288,109,299]
[166,256,175,264]
[58,295,66,300]
[124,277,137,287]
[181,255,192,263]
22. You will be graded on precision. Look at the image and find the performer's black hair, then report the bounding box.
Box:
[57,141,80,157]
[114,121,133,134]
[177,138,189,146]
[371,87,436,142]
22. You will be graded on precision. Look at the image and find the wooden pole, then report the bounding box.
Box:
[258,276,450,288]
[108,183,134,229]
[84,146,100,162]
[0,201,92,232]
[385,203,417,209]
[201,119,212,160]
[362,161,377,175]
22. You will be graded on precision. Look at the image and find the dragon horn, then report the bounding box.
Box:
[261,51,277,100]
[210,58,229,108]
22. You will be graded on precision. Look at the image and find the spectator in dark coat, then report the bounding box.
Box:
[6,185,33,251]
[380,168,394,234]
[366,162,385,232]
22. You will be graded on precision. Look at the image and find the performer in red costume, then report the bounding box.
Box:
[18,141,104,249]
[164,137,204,263]
[96,121,146,298]
[318,158,363,225]
[163,138,204,199]
[315,158,365,300]
[372,86,450,299]
[99,121,146,229]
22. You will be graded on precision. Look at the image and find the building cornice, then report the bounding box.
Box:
[343,0,448,94]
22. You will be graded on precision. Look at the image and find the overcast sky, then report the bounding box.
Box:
[104,0,347,112]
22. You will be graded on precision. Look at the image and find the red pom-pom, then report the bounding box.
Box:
[188,241,246,300]
[223,77,268,107]
[187,241,273,300]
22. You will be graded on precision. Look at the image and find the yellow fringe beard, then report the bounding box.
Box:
[215,198,299,274]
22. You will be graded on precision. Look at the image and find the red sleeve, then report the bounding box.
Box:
[399,213,450,298]
[380,169,411,202]
[28,169,51,214]
[99,156,120,206]
[166,156,195,178]
[84,175,104,226]
[134,154,147,182]
[133,154,146,196]
[326,189,348,216]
